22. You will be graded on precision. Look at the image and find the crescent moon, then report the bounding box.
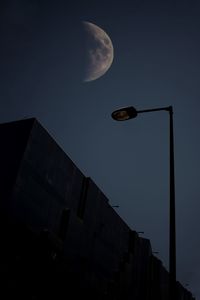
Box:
[83,21,114,82]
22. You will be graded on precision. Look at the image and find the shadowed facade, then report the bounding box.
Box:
[0,118,194,300]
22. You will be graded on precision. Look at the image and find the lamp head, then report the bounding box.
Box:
[111,106,138,121]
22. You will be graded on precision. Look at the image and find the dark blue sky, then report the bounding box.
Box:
[1,0,200,298]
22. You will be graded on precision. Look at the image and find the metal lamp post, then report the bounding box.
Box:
[111,105,176,300]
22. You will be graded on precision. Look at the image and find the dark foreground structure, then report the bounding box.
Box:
[0,118,195,300]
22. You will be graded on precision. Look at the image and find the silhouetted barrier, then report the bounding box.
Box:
[0,118,195,300]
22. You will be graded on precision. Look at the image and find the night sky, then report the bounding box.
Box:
[1,0,200,298]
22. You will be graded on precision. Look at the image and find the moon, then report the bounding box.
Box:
[83,21,114,82]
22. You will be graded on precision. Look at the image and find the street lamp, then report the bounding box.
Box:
[111,105,176,300]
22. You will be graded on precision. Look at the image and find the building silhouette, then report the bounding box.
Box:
[0,118,195,300]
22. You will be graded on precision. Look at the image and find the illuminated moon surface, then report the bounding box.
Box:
[83,21,114,82]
